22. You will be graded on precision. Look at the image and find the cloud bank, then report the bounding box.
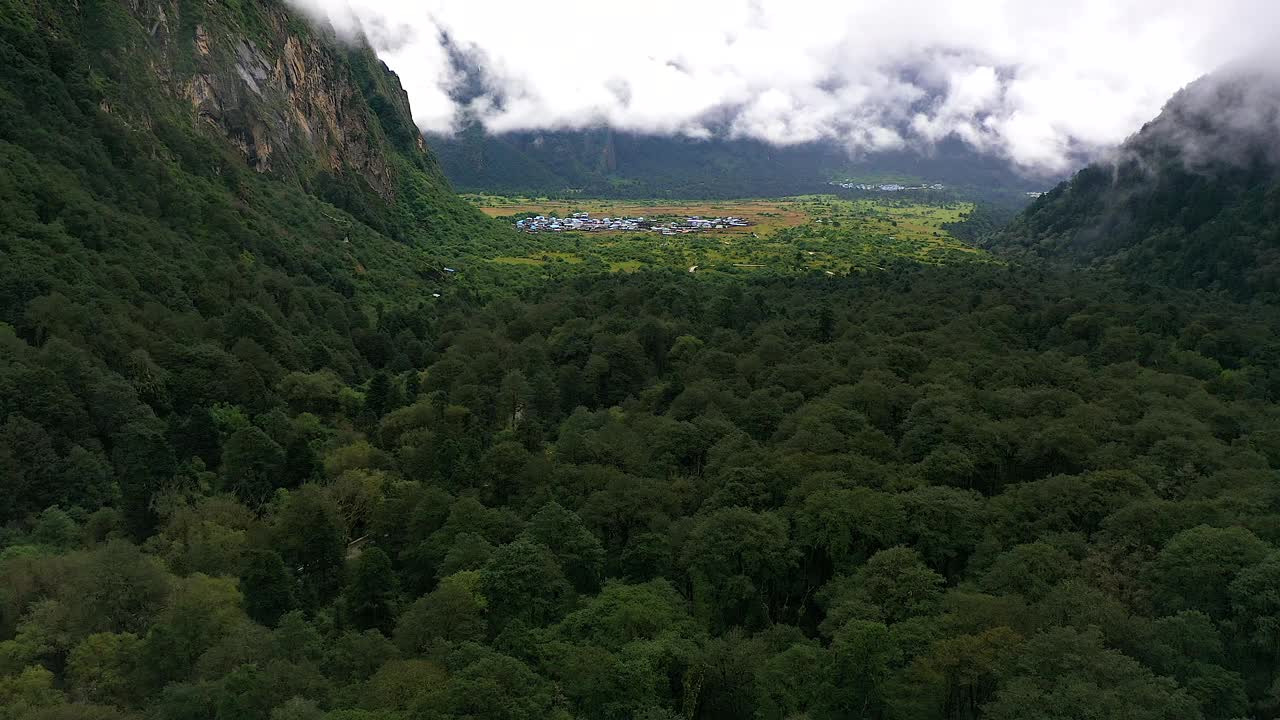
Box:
[287,0,1276,174]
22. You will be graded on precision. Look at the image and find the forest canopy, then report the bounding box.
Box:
[5,264,1280,719]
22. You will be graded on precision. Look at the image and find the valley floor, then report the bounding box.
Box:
[463,194,989,276]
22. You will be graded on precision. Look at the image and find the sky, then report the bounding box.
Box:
[285,0,1276,174]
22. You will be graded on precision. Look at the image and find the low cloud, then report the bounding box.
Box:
[287,0,1276,174]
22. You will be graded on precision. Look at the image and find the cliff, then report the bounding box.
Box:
[0,0,506,351]
[97,0,437,205]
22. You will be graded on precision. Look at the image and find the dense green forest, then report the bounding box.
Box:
[5,1,1280,719]
[6,263,1280,720]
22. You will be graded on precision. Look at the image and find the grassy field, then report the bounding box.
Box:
[464,194,992,276]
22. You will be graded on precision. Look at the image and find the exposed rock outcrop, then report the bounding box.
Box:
[122,0,423,202]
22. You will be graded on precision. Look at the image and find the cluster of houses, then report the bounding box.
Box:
[832,181,946,192]
[514,212,751,235]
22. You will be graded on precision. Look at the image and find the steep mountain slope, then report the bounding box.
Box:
[430,124,1038,199]
[989,66,1280,300]
[0,0,505,531]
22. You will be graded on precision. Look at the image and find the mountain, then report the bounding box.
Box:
[0,0,506,530]
[429,123,1041,199]
[989,66,1280,300]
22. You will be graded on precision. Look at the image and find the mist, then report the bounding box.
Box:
[285,0,1278,175]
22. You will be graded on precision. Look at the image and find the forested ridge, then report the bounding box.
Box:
[430,125,1036,200]
[987,66,1280,302]
[5,2,1280,720]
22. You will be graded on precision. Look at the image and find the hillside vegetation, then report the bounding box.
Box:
[0,0,517,525]
[989,67,1280,301]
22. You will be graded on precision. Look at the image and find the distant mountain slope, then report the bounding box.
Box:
[429,124,1039,199]
[1,0,503,250]
[989,67,1280,300]
[0,0,505,529]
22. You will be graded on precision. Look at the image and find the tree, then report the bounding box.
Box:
[1229,552,1280,661]
[755,640,825,720]
[281,435,323,488]
[478,539,572,629]
[793,486,901,581]
[581,471,677,562]
[432,650,557,720]
[363,371,398,428]
[344,547,399,634]
[221,426,286,508]
[437,532,496,578]
[477,441,531,505]
[31,507,80,550]
[111,419,177,538]
[816,303,835,343]
[0,665,64,716]
[170,407,222,468]
[543,641,662,719]
[522,501,605,593]
[982,628,1201,720]
[272,486,347,609]
[323,629,400,684]
[1152,525,1269,618]
[823,547,945,628]
[326,469,387,540]
[816,620,899,719]
[680,508,796,631]
[136,574,246,690]
[365,658,449,712]
[271,697,325,720]
[60,445,118,513]
[62,540,172,638]
[557,579,699,651]
[0,416,63,525]
[239,549,297,627]
[394,571,487,653]
[980,543,1079,602]
[212,663,275,720]
[498,370,531,429]
[66,632,142,707]
[897,626,1021,720]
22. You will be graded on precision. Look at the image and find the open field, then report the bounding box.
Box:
[464,194,993,275]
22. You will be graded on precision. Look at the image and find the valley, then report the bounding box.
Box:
[467,194,988,275]
[3,2,1280,720]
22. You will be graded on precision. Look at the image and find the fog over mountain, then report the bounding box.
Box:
[1123,62,1280,172]
[286,0,1275,174]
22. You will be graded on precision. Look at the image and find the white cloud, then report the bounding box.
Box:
[286,0,1276,173]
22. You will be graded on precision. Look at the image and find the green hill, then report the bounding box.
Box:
[988,67,1280,301]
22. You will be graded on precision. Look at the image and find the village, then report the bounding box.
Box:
[832,181,947,192]
[514,211,752,235]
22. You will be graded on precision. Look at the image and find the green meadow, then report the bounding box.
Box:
[465,195,992,276]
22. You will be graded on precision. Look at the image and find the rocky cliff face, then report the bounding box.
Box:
[123,0,423,202]
[599,128,618,173]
